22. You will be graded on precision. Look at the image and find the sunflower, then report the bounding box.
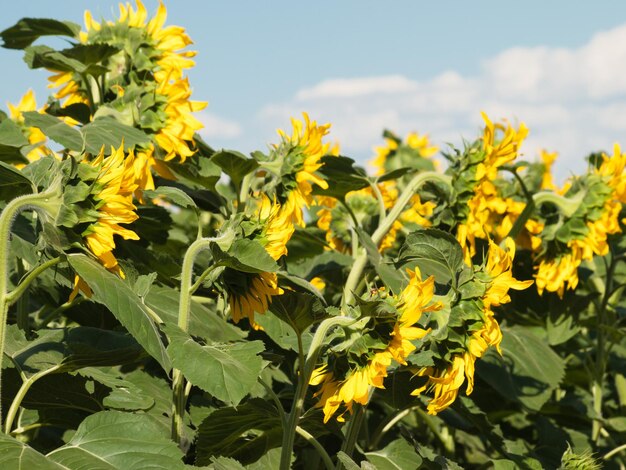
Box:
[413,238,531,414]
[226,271,283,326]
[311,268,438,422]
[47,1,206,189]
[371,131,438,176]
[275,113,332,226]
[81,144,139,278]
[7,90,55,165]
[456,113,529,263]
[535,144,625,296]
[224,195,294,326]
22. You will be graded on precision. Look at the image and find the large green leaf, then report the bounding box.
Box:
[23,111,83,150]
[312,155,369,199]
[68,254,171,372]
[0,161,32,200]
[195,399,281,466]
[211,238,278,273]
[397,229,464,286]
[78,368,154,411]
[0,433,64,469]
[81,118,151,154]
[365,438,422,469]
[477,326,566,411]
[46,411,185,469]
[163,323,264,405]
[0,18,79,49]
[0,118,29,147]
[145,286,244,343]
[210,149,259,187]
[267,290,326,334]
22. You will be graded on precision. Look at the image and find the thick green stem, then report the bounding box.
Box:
[591,252,617,443]
[6,257,63,306]
[296,425,334,470]
[337,403,366,469]
[171,237,216,448]
[343,172,450,304]
[4,365,62,434]
[279,315,356,470]
[0,184,62,426]
[532,190,585,217]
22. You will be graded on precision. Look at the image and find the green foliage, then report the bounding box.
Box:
[0,6,624,470]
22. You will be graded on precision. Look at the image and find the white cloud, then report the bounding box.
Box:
[197,112,242,139]
[259,24,626,179]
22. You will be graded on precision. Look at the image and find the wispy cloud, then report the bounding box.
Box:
[198,112,243,140]
[259,24,626,178]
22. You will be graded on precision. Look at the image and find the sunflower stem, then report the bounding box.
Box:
[279,315,357,470]
[337,403,366,469]
[296,425,334,470]
[591,249,618,443]
[532,190,585,217]
[0,182,62,427]
[4,365,62,434]
[343,171,450,305]
[171,234,229,449]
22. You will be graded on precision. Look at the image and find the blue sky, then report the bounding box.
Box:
[3,1,626,178]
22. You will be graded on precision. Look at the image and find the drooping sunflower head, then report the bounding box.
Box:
[80,144,140,278]
[269,113,332,226]
[254,194,295,261]
[223,269,283,327]
[7,90,55,165]
[48,0,206,166]
[371,130,438,176]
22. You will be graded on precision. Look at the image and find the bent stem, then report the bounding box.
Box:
[343,171,451,304]
[4,365,62,434]
[0,184,62,426]
[279,315,357,470]
[171,235,227,449]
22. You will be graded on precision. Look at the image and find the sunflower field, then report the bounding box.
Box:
[0,2,624,470]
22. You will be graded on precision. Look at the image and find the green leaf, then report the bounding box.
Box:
[81,118,151,154]
[24,45,107,75]
[365,438,422,469]
[143,186,198,209]
[211,150,259,187]
[477,326,566,411]
[246,448,282,470]
[195,399,281,466]
[78,368,154,411]
[0,161,32,200]
[144,286,244,343]
[336,452,363,470]
[397,229,464,286]
[0,118,29,147]
[68,254,171,372]
[163,323,264,405]
[0,433,64,469]
[212,238,278,273]
[546,311,580,346]
[46,411,185,469]
[268,290,326,334]
[23,111,83,150]
[4,325,143,378]
[0,18,79,49]
[312,156,369,199]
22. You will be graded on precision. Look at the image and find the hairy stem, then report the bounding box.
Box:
[171,234,228,449]
[343,172,450,304]
[0,184,62,426]
[4,365,62,434]
[279,315,356,470]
